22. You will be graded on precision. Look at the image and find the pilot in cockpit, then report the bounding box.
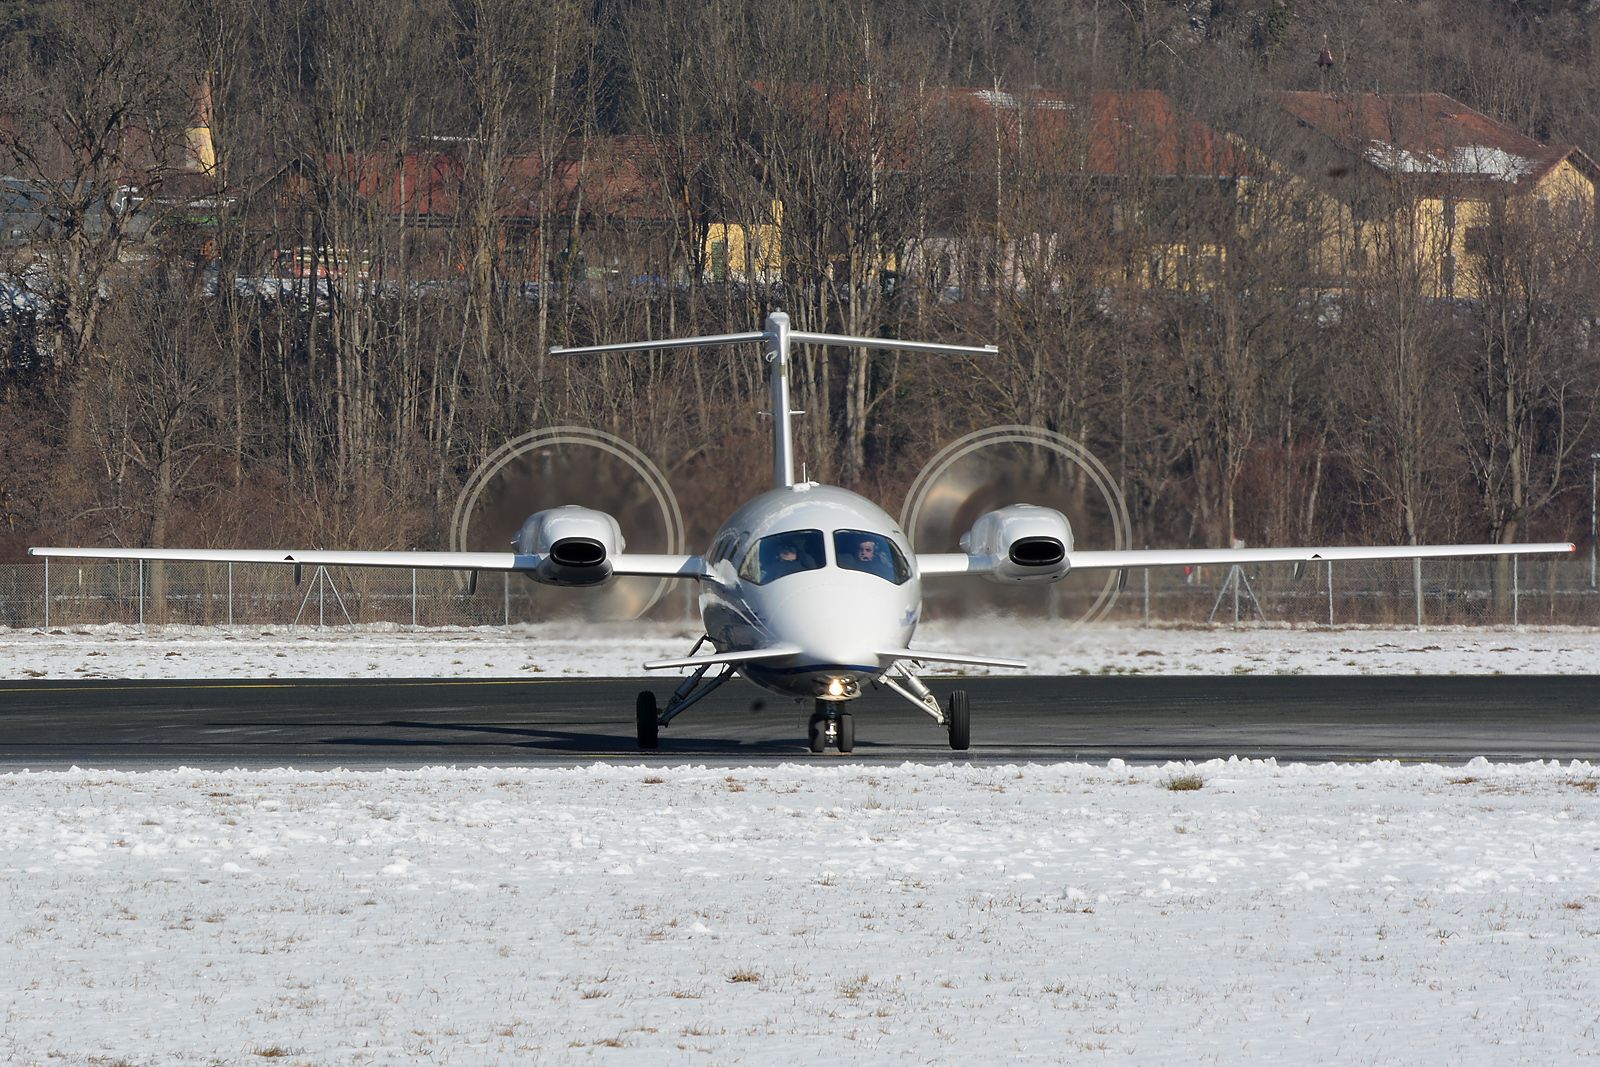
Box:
[759,533,816,581]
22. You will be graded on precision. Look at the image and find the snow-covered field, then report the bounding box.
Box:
[6,619,1600,679]
[2,760,1597,1064]
[5,625,1598,1063]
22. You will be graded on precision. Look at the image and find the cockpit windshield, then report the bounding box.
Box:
[739,529,826,585]
[833,529,911,585]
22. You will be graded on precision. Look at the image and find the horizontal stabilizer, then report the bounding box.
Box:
[551,331,766,357]
[880,647,1028,670]
[790,330,997,357]
[643,644,804,671]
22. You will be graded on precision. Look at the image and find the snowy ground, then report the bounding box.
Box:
[6,619,1600,680]
[2,760,1597,1064]
[5,626,1599,1063]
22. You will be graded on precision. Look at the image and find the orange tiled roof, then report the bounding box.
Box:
[751,83,1254,179]
[1272,91,1579,190]
[325,136,709,222]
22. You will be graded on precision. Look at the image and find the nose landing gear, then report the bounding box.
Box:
[807,701,855,754]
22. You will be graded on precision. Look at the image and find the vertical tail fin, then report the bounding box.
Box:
[552,316,997,489]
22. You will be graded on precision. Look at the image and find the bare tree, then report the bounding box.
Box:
[0,0,200,456]
[1457,196,1599,545]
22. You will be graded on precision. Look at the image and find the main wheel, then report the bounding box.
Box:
[946,690,970,751]
[807,711,828,754]
[636,691,659,750]
[837,712,855,754]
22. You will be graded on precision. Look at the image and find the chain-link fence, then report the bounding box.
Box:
[1,561,697,629]
[2,558,1597,629]
[1095,557,1598,627]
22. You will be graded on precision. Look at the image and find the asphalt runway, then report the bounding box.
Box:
[0,675,1596,768]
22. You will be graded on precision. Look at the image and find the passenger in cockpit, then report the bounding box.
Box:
[838,531,902,583]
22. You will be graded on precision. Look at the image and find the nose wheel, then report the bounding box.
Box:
[807,703,855,754]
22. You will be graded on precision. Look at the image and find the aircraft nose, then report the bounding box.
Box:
[766,578,907,669]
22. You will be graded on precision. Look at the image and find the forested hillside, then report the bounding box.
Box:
[2,0,1597,558]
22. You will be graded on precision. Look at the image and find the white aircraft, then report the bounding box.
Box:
[32,311,1575,753]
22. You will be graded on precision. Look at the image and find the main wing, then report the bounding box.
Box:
[28,546,706,579]
[1063,543,1575,571]
[917,541,1575,577]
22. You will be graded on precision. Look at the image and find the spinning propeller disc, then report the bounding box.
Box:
[449,427,684,620]
[901,425,1132,626]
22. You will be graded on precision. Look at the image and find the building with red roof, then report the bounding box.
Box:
[1259,91,1599,297]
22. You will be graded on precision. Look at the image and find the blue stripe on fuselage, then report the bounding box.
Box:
[743,661,881,677]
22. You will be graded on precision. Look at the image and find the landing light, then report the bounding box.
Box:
[816,675,860,700]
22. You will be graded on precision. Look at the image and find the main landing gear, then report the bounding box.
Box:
[807,701,855,754]
[945,690,970,751]
[874,662,972,751]
[634,645,736,750]
[635,691,659,749]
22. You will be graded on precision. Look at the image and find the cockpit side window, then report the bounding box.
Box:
[738,529,826,585]
[708,532,742,564]
[833,529,910,585]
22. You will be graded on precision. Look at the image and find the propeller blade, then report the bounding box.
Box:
[902,425,1132,626]
[450,427,685,621]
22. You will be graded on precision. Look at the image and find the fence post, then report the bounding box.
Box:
[1326,560,1333,626]
[411,569,417,628]
[42,558,48,630]
[227,562,234,626]
[1413,558,1423,628]
[138,560,145,628]
[1513,555,1520,626]
[1142,567,1150,627]
[503,571,510,626]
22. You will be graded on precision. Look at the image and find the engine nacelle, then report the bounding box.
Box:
[514,506,624,587]
[959,504,1073,584]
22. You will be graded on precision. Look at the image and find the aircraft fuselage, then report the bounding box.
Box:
[699,483,919,701]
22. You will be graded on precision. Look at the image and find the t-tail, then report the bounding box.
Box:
[551,312,997,488]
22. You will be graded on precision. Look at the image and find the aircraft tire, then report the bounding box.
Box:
[807,711,828,754]
[636,691,659,750]
[837,712,855,753]
[946,691,970,751]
